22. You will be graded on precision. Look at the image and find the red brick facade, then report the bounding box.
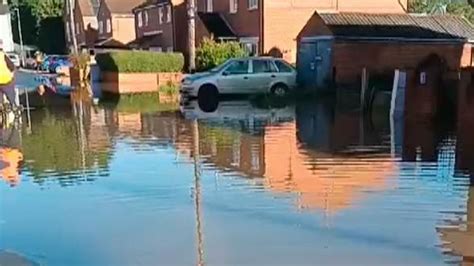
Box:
[133,1,174,51]
[96,0,140,46]
[64,0,98,50]
[333,42,473,85]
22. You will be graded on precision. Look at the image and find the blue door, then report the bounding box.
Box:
[297,39,333,92]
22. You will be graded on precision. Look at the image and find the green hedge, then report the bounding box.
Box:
[196,38,247,71]
[96,51,184,73]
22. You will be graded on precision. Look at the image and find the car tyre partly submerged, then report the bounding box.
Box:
[198,84,219,112]
[271,83,289,97]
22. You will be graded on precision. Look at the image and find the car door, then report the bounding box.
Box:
[248,59,277,93]
[216,59,251,94]
[274,59,297,88]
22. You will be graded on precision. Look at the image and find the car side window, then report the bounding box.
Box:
[274,60,294,73]
[252,60,276,74]
[225,60,249,75]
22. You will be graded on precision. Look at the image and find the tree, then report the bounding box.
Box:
[8,0,65,52]
[409,0,474,23]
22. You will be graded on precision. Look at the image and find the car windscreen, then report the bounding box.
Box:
[209,60,232,73]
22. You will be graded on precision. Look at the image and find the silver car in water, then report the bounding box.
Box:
[180,57,297,99]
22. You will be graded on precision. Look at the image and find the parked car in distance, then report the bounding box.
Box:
[180,57,297,100]
[41,55,70,72]
[48,58,72,74]
[6,53,21,68]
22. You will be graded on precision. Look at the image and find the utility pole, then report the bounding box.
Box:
[187,0,196,72]
[68,0,78,54]
[13,8,24,66]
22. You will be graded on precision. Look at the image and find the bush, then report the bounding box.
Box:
[96,51,184,73]
[196,38,247,71]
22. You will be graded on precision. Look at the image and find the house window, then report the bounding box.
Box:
[151,47,163,52]
[99,20,103,34]
[138,11,143,27]
[144,10,149,26]
[241,40,258,56]
[166,5,172,23]
[230,0,238,13]
[248,0,257,10]
[206,0,213,12]
[107,19,111,33]
[225,60,249,75]
[167,47,173,52]
[159,7,164,24]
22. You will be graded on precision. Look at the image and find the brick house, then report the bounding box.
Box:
[193,0,408,62]
[129,0,175,51]
[64,0,100,50]
[297,12,474,90]
[95,0,142,48]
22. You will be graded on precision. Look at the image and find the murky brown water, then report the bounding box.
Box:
[0,93,473,265]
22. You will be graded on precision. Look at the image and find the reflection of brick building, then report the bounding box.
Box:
[456,73,474,179]
[438,187,474,265]
[264,122,395,213]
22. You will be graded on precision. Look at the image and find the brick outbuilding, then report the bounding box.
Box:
[297,12,474,91]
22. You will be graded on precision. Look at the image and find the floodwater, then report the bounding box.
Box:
[0,91,473,265]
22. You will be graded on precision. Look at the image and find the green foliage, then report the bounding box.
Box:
[22,111,111,183]
[102,93,179,113]
[37,17,66,54]
[196,38,247,72]
[159,82,179,96]
[9,0,65,51]
[409,0,474,23]
[96,51,185,73]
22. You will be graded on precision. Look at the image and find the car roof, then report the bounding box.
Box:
[231,56,286,61]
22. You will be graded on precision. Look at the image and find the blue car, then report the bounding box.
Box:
[48,57,72,73]
[41,55,70,73]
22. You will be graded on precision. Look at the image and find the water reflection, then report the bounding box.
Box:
[2,91,474,264]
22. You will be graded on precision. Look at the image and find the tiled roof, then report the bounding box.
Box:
[103,0,143,14]
[198,12,236,39]
[319,13,474,40]
[133,0,169,11]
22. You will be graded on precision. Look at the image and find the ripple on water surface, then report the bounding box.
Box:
[0,100,473,265]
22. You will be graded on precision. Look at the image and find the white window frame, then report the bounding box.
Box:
[206,0,213,12]
[166,5,172,23]
[158,7,163,24]
[166,47,173,52]
[99,20,104,34]
[230,0,238,13]
[248,0,257,10]
[138,11,143,27]
[106,19,111,33]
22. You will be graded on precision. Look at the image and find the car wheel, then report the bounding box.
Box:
[271,83,289,97]
[198,84,219,113]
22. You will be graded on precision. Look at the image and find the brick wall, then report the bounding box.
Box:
[264,0,408,63]
[112,15,136,45]
[134,4,174,49]
[332,42,472,84]
[97,3,112,41]
[196,0,261,39]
